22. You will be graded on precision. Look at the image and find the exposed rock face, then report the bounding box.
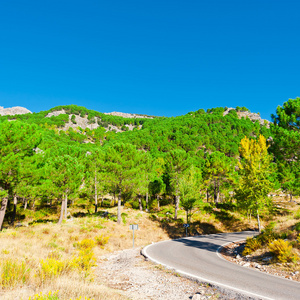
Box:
[104,111,153,119]
[0,106,32,116]
[45,109,66,117]
[46,109,141,132]
[223,108,270,127]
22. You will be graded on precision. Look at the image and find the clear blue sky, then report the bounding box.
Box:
[1,1,299,120]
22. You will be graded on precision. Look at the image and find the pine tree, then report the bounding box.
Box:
[104,143,145,224]
[179,165,202,224]
[271,97,300,199]
[45,145,84,224]
[165,149,190,219]
[203,151,236,204]
[0,121,41,230]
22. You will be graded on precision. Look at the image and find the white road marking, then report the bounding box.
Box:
[142,235,275,300]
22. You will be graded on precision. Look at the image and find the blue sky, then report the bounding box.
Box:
[0,1,299,120]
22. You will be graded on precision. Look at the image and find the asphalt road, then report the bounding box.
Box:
[142,231,300,300]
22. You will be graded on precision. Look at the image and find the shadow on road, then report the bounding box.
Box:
[172,231,256,253]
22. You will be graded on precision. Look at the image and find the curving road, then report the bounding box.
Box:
[142,231,300,300]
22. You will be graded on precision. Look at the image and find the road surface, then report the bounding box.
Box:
[142,231,300,300]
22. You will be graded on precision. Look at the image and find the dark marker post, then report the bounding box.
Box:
[183,223,190,237]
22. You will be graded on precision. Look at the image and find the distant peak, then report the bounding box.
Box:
[0,106,32,116]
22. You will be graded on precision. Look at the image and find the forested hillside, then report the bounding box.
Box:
[1,99,300,299]
[0,99,299,230]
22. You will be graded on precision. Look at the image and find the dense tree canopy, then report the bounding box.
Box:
[0,101,297,230]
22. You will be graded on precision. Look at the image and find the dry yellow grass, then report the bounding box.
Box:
[0,207,169,300]
[1,198,299,299]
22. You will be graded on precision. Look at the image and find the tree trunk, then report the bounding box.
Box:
[111,192,115,207]
[64,194,68,219]
[58,197,65,225]
[145,192,149,212]
[0,197,8,231]
[257,209,261,233]
[157,195,160,211]
[100,196,103,207]
[24,198,28,210]
[117,190,122,225]
[206,189,209,202]
[214,179,220,205]
[11,194,17,226]
[94,170,98,213]
[213,179,217,203]
[290,192,293,202]
[174,195,180,219]
[138,195,143,211]
[186,210,189,224]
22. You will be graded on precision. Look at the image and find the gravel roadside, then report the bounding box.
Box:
[221,241,300,282]
[96,247,254,300]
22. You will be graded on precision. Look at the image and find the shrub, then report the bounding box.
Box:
[39,258,72,281]
[29,291,60,300]
[75,239,95,250]
[95,235,109,248]
[256,222,277,245]
[47,251,61,260]
[242,237,262,255]
[0,259,30,288]
[268,239,299,263]
[121,212,128,224]
[42,228,50,234]
[72,239,96,279]
[295,222,300,232]
[294,210,300,220]
[7,231,18,238]
[28,291,94,300]
[124,201,132,209]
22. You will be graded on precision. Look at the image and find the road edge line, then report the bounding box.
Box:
[142,234,274,300]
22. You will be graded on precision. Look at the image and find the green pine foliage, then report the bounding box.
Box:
[0,100,298,234]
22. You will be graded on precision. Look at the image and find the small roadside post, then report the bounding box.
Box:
[183,223,190,237]
[129,224,138,248]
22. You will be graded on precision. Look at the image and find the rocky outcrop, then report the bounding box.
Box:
[46,109,140,132]
[45,109,66,117]
[223,108,270,127]
[0,106,32,116]
[104,111,153,119]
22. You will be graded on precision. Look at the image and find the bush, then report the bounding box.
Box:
[242,237,262,255]
[0,259,30,288]
[28,291,93,300]
[268,239,299,263]
[294,210,300,220]
[124,202,132,209]
[72,239,96,279]
[256,222,277,245]
[39,258,72,281]
[295,222,300,232]
[29,291,60,300]
[95,235,109,248]
[121,212,128,224]
[75,239,95,250]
